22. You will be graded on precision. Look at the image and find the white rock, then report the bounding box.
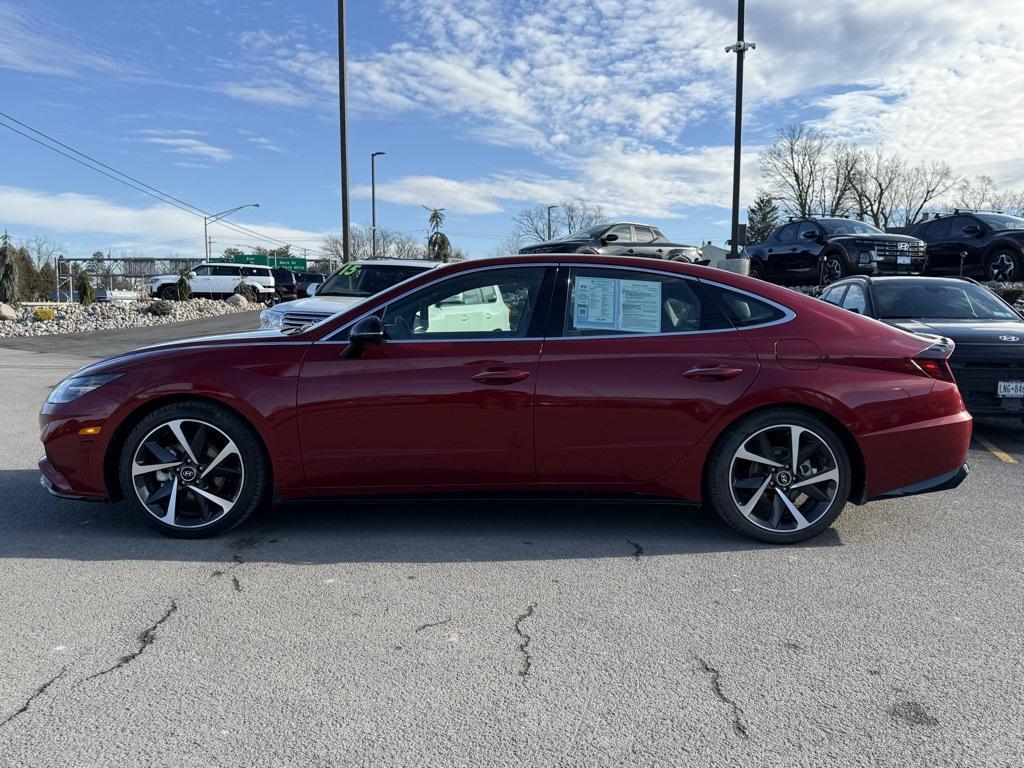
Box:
[225,294,249,307]
[0,303,17,321]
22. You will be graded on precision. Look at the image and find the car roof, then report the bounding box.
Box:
[346,258,440,268]
[827,275,980,288]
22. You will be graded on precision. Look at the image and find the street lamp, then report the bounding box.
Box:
[546,205,558,240]
[725,0,755,258]
[204,203,260,261]
[371,151,386,259]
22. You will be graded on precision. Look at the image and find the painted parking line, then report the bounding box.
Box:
[973,433,1018,464]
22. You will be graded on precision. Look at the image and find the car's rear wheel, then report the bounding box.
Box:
[118,401,268,538]
[748,259,766,280]
[706,409,851,543]
[986,250,1019,282]
[820,254,846,286]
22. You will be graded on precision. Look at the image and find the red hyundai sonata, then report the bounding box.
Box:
[39,255,971,543]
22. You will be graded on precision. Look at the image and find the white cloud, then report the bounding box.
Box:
[0,186,327,255]
[0,1,123,76]
[142,136,233,163]
[247,136,285,154]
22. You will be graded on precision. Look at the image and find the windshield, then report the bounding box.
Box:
[317,262,431,297]
[977,213,1024,231]
[818,219,884,236]
[873,281,1019,321]
[557,225,606,241]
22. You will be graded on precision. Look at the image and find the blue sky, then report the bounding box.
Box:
[2,0,1022,260]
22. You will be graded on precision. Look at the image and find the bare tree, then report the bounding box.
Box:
[490,232,524,258]
[513,199,606,243]
[956,175,1000,210]
[22,236,64,268]
[891,161,959,226]
[760,125,833,217]
[850,150,906,227]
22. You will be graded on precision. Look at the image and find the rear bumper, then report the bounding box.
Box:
[868,463,969,501]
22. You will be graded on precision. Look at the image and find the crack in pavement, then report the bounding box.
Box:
[231,576,242,592]
[627,540,644,562]
[513,603,537,679]
[0,667,67,730]
[414,617,451,634]
[695,656,749,739]
[83,601,178,682]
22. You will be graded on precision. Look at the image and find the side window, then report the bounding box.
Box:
[821,286,847,306]
[241,266,264,277]
[841,284,867,314]
[949,216,974,237]
[382,267,545,340]
[926,219,951,239]
[563,268,730,336]
[605,224,633,241]
[701,283,788,328]
[777,223,798,242]
[212,265,240,277]
[192,265,211,276]
[633,226,657,243]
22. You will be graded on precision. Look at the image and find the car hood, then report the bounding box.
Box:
[885,318,1024,345]
[829,233,922,245]
[518,240,586,254]
[269,295,368,314]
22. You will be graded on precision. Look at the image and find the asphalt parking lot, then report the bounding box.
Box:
[1,317,1022,767]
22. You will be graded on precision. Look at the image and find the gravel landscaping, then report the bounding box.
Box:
[0,298,260,338]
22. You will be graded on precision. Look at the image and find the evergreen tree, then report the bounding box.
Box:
[76,270,95,306]
[425,208,452,262]
[746,190,781,245]
[0,231,20,305]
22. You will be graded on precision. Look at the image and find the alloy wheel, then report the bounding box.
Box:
[822,258,843,285]
[988,253,1015,282]
[728,424,840,533]
[130,418,244,529]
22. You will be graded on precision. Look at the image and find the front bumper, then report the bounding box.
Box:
[38,455,108,501]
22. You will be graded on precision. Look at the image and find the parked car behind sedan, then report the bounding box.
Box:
[148,263,275,302]
[260,259,438,332]
[294,271,326,298]
[42,255,970,545]
[519,222,705,263]
[745,217,926,286]
[912,211,1024,282]
[821,275,1024,419]
[270,268,298,303]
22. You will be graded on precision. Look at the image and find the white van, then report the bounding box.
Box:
[149,263,276,302]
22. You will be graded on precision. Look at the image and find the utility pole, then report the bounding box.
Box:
[371,151,386,259]
[338,0,351,263]
[203,203,259,261]
[726,0,755,258]
[547,205,558,240]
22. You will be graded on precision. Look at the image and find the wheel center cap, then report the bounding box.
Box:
[179,466,198,483]
[774,470,793,488]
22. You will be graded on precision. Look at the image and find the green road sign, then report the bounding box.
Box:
[212,254,307,271]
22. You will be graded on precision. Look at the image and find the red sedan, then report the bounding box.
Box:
[39,255,971,543]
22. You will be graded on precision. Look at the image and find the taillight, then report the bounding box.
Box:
[911,336,957,383]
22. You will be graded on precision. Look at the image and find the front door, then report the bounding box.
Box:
[534,265,760,485]
[296,265,553,493]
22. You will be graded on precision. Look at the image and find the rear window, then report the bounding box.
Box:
[701,283,788,327]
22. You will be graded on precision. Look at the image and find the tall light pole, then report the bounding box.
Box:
[726,1,755,258]
[338,0,351,263]
[204,203,260,261]
[371,151,386,259]
[546,205,558,240]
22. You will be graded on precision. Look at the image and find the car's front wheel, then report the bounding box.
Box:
[158,285,178,300]
[986,250,1020,282]
[118,401,269,538]
[820,254,846,286]
[706,409,851,543]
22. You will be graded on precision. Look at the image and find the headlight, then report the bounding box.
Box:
[260,310,284,329]
[47,374,122,405]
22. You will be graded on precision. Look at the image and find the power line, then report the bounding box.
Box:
[0,110,297,250]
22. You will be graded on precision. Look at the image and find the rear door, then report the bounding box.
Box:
[533,265,762,484]
[922,218,956,274]
[211,265,241,296]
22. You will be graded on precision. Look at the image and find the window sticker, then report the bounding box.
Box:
[574,276,661,333]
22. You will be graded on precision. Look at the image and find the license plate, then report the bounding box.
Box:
[998,380,1024,397]
[897,255,912,265]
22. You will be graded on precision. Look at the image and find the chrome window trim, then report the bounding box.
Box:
[315,260,796,345]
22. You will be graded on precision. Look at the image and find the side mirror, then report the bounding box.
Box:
[188,271,197,278]
[962,224,981,235]
[801,230,818,240]
[341,315,386,358]
[603,233,619,242]
[306,283,318,296]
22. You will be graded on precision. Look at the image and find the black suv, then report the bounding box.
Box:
[518,222,705,263]
[744,217,926,286]
[911,211,1024,282]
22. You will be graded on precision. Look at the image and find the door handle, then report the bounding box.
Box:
[472,369,530,385]
[684,365,744,381]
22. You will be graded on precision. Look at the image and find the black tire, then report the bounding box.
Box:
[118,401,269,538]
[575,247,599,255]
[985,250,1020,282]
[706,408,852,544]
[158,285,178,300]
[820,253,846,286]
[669,254,692,263]
[748,259,766,280]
